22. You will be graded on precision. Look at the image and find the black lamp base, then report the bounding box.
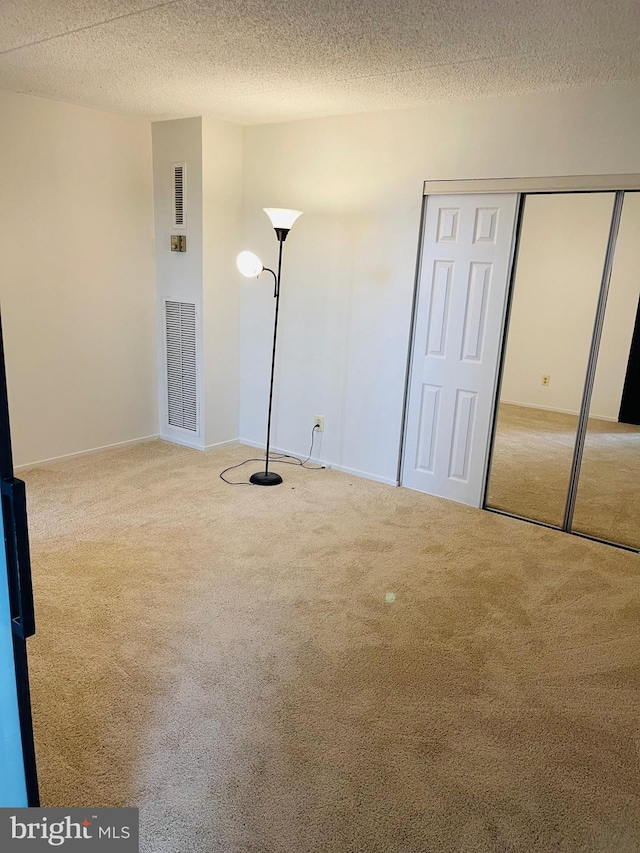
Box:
[250,471,283,486]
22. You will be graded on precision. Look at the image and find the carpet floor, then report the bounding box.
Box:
[487,403,640,549]
[22,440,640,852]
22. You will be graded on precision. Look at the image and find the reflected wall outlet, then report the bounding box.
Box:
[313,415,324,432]
[542,374,550,386]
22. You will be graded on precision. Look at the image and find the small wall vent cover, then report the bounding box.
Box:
[165,300,198,432]
[172,163,186,229]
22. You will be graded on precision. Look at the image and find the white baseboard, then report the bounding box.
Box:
[238,439,397,487]
[159,432,205,451]
[239,438,274,452]
[205,439,240,451]
[239,438,322,461]
[159,435,239,452]
[500,400,617,422]
[15,434,161,472]
[325,462,398,487]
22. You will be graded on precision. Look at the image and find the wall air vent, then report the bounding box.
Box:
[165,300,198,432]
[172,163,186,228]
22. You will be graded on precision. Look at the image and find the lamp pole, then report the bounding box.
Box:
[238,208,302,486]
[251,230,287,486]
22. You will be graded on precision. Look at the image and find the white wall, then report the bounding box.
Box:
[500,193,614,417]
[152,116,243,450]
[0,90,156,468]
[6,82,639,476]
[501,192,640,420]
[592,192,640,420]
[240,83,640,483]
[202,116,243,448]
[152,117,205,448]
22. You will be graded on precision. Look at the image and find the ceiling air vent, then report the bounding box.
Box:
[172,163,186,229]
[165,300,198,432]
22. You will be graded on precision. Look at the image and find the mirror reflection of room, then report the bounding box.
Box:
[572,192,640,549]
[486,192,615,527]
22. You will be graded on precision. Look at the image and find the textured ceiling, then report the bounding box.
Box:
[1,0,639,124]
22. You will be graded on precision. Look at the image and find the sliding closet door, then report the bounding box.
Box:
[485,193,615,526]
[402,193,518,506]
[571,192,640,548]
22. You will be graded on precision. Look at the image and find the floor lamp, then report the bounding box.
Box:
[237,207,303,486]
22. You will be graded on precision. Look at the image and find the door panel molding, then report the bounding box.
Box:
[401,192,519,506]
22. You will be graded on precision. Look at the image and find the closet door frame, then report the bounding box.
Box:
[399,175,640,553]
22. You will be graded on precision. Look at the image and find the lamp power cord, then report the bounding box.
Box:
[220,424,325,485]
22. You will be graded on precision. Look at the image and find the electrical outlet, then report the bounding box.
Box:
[313,415,324,433]
[542,374,550,386]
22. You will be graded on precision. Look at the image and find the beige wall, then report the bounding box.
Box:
[0,90,156,468]
[241,83,640,482]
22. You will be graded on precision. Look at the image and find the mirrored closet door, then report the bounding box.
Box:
[485,189,639,551]
[486,192,615,527]
[571,192,640,549]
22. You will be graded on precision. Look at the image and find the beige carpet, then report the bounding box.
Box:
[487,403,640,549]
[22,440,640,852]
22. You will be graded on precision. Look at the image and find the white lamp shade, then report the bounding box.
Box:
[237,250,264,278]
[263,208,303,230]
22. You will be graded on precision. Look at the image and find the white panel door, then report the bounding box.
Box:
[402,193,518,505]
